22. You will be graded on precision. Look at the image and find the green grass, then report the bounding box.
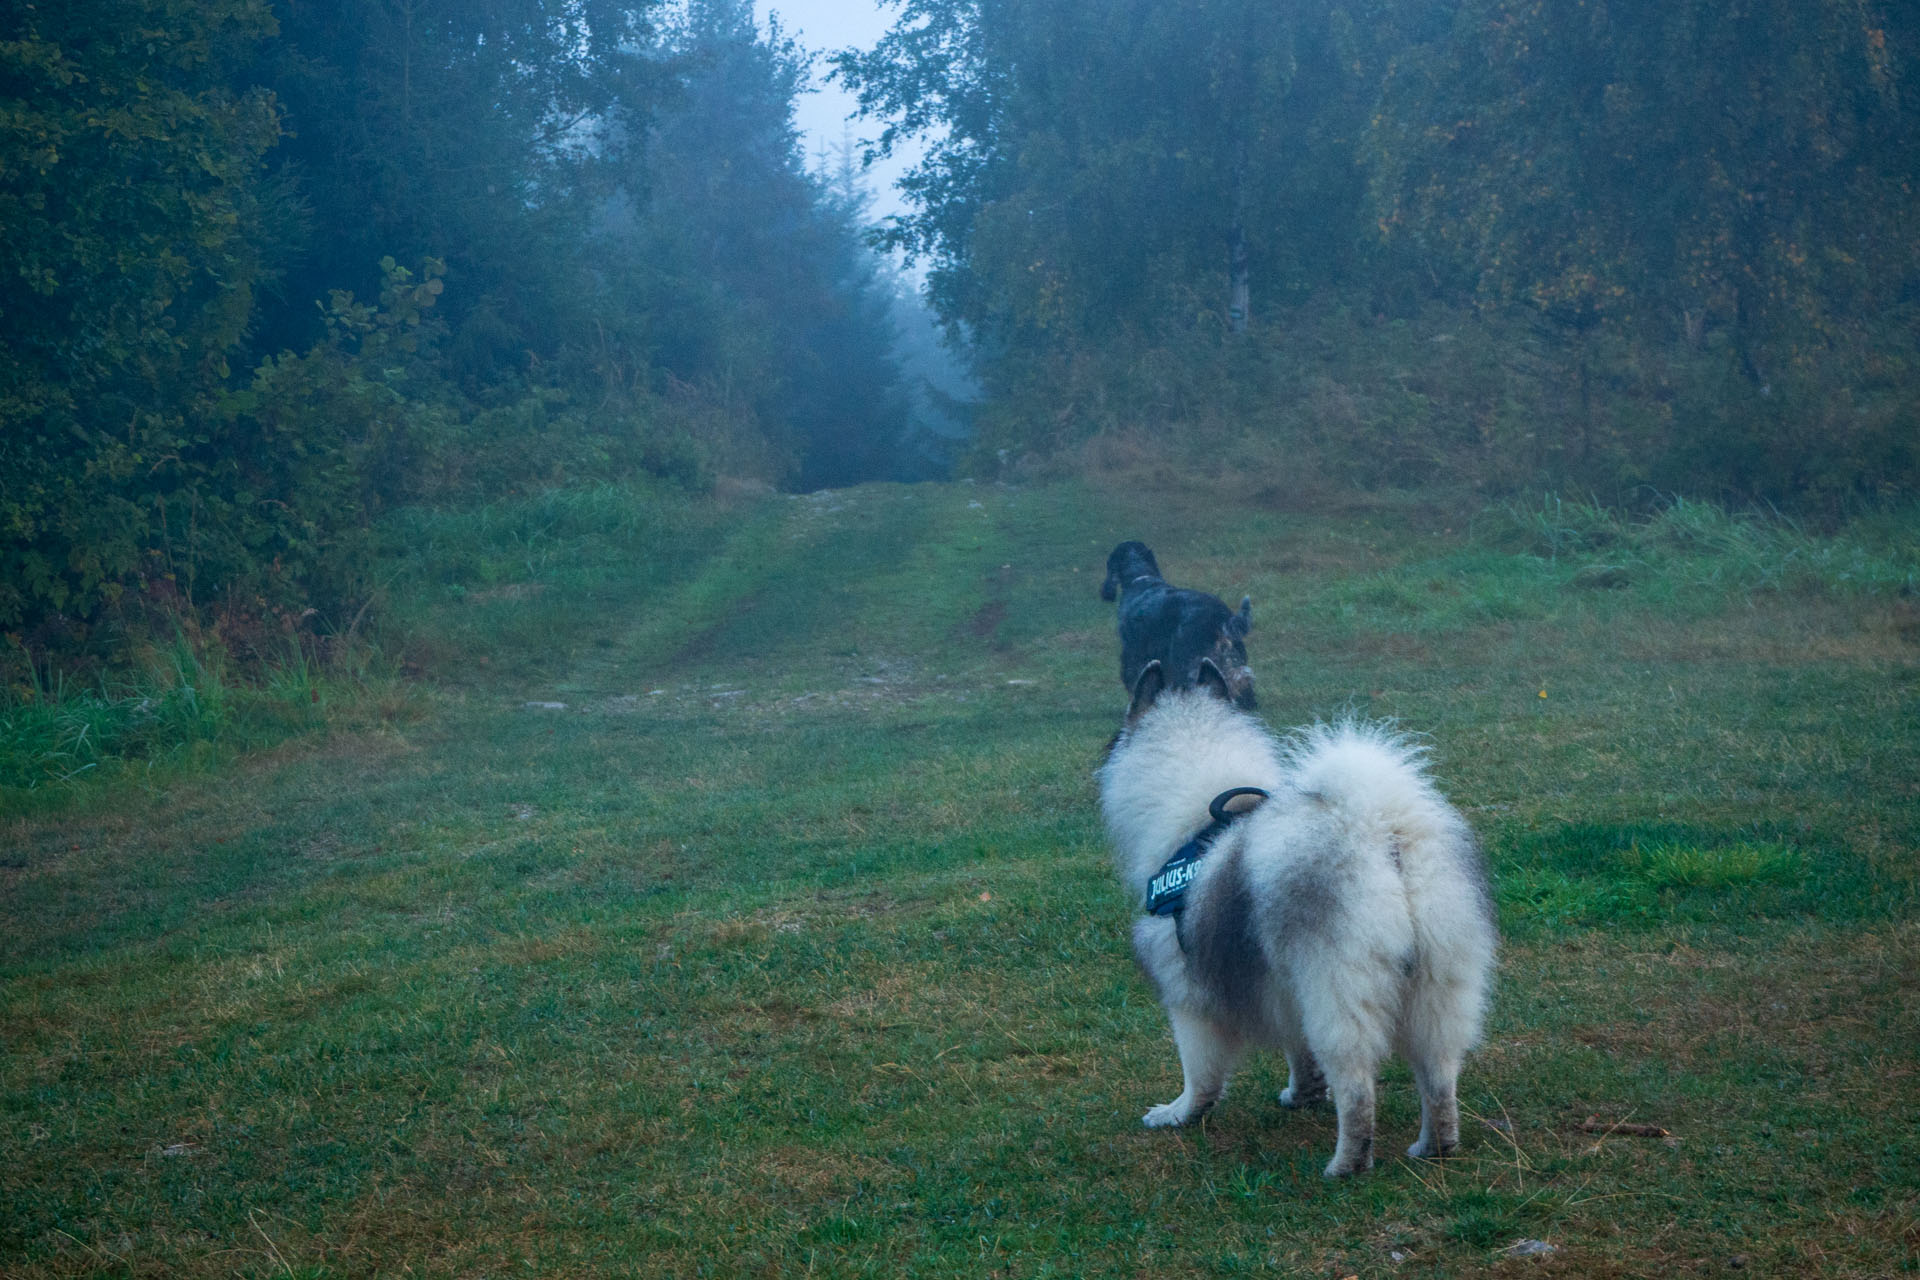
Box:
[0,639,361,806]
[2,480,1916,1277]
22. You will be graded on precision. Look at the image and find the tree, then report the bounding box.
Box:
[0,0,283,633]
[836,0,1424,347]
[1370,0,1920,372]
[250,0,659,385]
[610,0,907,488]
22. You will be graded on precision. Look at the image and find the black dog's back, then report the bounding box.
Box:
[1101,541,1255,709]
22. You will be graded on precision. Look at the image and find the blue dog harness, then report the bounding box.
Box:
[1145,787,1271,918]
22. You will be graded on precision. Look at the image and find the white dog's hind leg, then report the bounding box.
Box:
[1405,1055,1462,1159]
[1299,975,1392,1176]
[1143,1007,1241,1128]
[1296,964,1392,1175]
[1399,960,1484,1159]
[1321,1063,1378,1177]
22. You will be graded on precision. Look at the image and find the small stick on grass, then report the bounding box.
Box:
[1580,1114,1672,1138]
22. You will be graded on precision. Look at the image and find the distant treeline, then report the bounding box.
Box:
[2,0,944,648]
[7,1,1918,656]
[840,0,1919,502]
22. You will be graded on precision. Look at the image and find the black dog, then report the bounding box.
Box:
[1099,541,1256,709]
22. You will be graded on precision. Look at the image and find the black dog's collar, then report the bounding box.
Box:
[1145,787,1270,917]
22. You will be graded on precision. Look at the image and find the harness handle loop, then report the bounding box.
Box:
[1209,787,1270,824]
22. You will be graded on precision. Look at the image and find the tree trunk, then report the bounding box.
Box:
[1228,142,1250,334]
[1229,223,1250,334]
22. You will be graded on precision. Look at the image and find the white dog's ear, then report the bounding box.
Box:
[1126,660,1166,725]
[1196,657,1233,703]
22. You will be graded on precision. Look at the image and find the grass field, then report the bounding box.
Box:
[3,478,1917,1277]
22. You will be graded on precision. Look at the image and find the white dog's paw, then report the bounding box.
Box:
[1406,1137,1456,1160]
[1142,1099,1197,1128]
[1278,1084,1326,1109]
[1322,1150,1374,1178]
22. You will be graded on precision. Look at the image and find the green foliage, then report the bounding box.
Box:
[0,635,311,797]
[600,1,911,491]
[3,0,929,655]
[203,259,754,622]
[19,0,1920,667]
[174,258,455,622]
[845,0,1920,503]
[1372,0,1918,349]
[4,254,474,644]
[1483,492,1920,596]
[0,0,283,633]
[250,0,655,372]
[840,0,1396,342]
[1368,0,1920,504]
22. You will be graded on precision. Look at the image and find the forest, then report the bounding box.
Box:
[839,0,1919,498]
[3,0,1917,655]
[3,0,937,651]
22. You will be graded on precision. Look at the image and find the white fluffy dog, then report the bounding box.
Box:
[1097,660,1497,1177]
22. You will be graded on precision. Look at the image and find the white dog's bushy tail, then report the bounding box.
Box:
[1285,718,1492,957]
[1285,721,1443,839]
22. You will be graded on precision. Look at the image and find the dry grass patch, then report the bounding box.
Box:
[755,1146,909,1198]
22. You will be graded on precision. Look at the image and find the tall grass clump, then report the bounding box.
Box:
[2,639,233,793]
[1484,493,1919,596]
[0,637,364,809]
[1488,493,1629,561]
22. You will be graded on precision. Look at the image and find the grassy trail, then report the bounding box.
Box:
[3,481,1916,1277]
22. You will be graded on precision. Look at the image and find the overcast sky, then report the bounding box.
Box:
[754,0,919,224]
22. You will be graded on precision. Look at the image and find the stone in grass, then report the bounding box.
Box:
[1504,1240,1557,1259]
[1569,564,1631,590]
[523,701,568,710]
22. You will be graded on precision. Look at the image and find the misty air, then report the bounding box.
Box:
[3,1,1915,1274]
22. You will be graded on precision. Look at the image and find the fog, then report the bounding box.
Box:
[3,9,1914,1269]
[4,0,1915,646]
